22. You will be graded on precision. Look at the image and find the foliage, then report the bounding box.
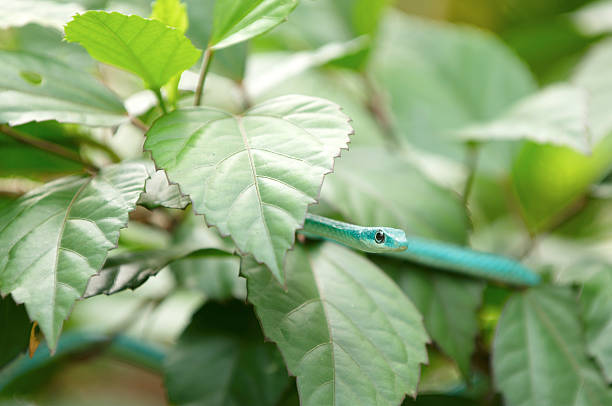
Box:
[1,1,612,405]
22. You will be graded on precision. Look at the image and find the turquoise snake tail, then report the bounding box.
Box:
[391,237,540,286]
[301,213,540,286]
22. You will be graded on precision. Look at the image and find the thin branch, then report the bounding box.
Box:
[130,116,150,132]
[0,124,97,171]
[462,142,479,206]
[194,47,214,106]
[153,88,168,115]
[362,72,399,147]
[70,134,122,163]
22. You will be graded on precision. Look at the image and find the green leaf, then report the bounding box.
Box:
[0,295,31,368]
[457,85,591,153]
[145,95,351,282]
[151,0,188,33]
[381,259,484,377]
[151,0,189,106]
[209,0,299,50]
[372,12,536,156]
[581,269,612,382]
[511,134,612,232]
[164,300,290,406]
[86,212,236,298]
[170,214,243,301]
[0,50,127,126]
[137,168,191,210]
[493,287,612,406]
[574,38,612,142]
[243,243,429,406]
[0,162,148,350]
[320,147,469,244]
[0,0,83,30]
[64,11,201,89]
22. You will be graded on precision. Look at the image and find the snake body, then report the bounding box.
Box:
[302,213,540,286]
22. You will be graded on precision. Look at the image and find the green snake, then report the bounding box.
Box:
[302,213,540,286]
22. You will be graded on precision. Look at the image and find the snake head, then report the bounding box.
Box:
[359,227,408,253]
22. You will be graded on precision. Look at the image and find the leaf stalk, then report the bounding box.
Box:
[194,47,215,106]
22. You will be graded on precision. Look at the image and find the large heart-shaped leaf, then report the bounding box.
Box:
[457,85,591,153]
[493,287,612,406]
[209,0,299,50]
[164,300,290,406]
[372,12,536,156]
[381,259,484,377]
[243,243,429,406]
[0,50,126,127]
[145,95,351,282]
[0,163,148,350]
[320,147,469,244]
[65,11,201,89]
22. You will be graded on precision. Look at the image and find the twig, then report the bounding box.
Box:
[194,47,214,106]
[0,124,97,171]
[130,116,150,132]
[70,134,122,163]
[462,142,479,206]
[362,72,399,147]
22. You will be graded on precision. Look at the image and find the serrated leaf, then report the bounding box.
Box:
[381,259,484,378]
[145,95,351,282]
[493,287,612,406]
[0,163,148,350]
[457,85,591,153]
[320,147,469,244]
[65,11,201,89]
[581,269,612,382]
[0,295,31,368]
[209,0,299,50]
[0,0,83,30]
[164,300,290,406]
[372,12,536,157]
[137,169,190,210]
[0,50,127,126]
[243,243,429,406]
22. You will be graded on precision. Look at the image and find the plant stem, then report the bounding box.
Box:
[70,134,122,163]
[0,124,97,171]
[194,47,214,106]
[153,87,168,115]
[462,143,479,206]
[130,116,150,132]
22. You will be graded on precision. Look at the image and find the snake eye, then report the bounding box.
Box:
[375,230,385,244]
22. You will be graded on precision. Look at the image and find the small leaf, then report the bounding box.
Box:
[164,300,290,406]
[0,50,127,126]
[151,0,188,33]
[0,162,148,349]
[209,0,299,50]
[512,134,612,233]
[145,95,351,282]
[320,147,469,244]
[493,287,612,406]
[0,295,31,368]
[137,168,191,210]
[243,243,429,406]
[381,259,484,377]
[457,85,591,153]
[65,11,201,89]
